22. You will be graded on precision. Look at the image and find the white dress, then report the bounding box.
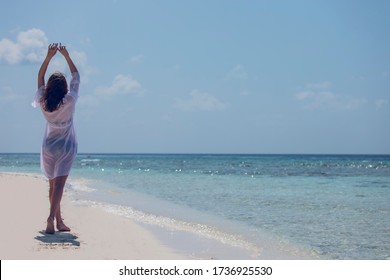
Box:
[33,72,80,179]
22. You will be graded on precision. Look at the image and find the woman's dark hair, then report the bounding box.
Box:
[40,72,68,112]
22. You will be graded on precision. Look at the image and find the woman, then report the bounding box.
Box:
[33,43,80,234]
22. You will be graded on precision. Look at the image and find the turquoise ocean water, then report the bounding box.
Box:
[1,153,389,259]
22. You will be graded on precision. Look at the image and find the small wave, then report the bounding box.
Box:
[79,158,101,167]
[80,159,101,162]
[76,199,261,258]
[68,179,97,193]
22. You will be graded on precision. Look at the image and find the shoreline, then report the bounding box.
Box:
[0,172,319,260]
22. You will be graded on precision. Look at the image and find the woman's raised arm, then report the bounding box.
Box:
[58,44,78,74]
[37,43,58,88]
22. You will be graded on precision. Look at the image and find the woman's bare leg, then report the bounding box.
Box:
[46,179,55,234]
[46,175,70,234]
[48,178,70,232]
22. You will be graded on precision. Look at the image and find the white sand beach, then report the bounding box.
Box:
[0,173,186,260]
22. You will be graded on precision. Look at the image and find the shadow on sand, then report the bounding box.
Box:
[35,231,80,247]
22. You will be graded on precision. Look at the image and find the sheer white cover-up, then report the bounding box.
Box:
[33,72,80,179]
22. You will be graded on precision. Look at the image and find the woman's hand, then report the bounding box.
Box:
[58,43,70,58]
[46,43,58,59]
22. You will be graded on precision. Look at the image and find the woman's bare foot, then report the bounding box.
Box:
[45,218,55,234]
[56,219,70,232]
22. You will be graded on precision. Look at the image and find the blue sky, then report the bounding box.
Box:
[1,0,389,154]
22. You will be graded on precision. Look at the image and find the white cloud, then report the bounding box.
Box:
[295,91,315,101]
[0,28,93,83]
[95,74,142,96]
[79,74,143,108]
[72,51,95,84]
[175,90,227,112]
[0,28,48,64]
[130,54,144,63]
[226,64,248,80]
[295,82,366,110]
[375,99,388,109]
